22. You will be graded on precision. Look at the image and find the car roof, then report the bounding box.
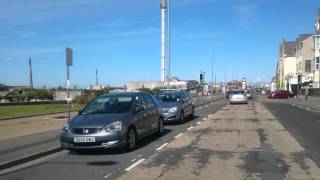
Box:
[98,91,148,98]
[157,90,182,94]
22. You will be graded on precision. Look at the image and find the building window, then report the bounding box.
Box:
[315,36,320,49]
[305,60,311,72]
[316,57,320,70]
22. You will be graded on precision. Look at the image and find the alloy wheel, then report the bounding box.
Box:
[127,129,136,150]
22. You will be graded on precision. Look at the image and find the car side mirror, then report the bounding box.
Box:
[134,104,144,112]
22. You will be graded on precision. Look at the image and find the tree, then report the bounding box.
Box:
[136,87,153,94]
[0,83,8,91]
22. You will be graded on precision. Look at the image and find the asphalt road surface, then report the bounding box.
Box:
[0,98,227,180]
[1,96,320,180]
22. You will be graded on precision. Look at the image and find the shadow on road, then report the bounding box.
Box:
[68,129,173,156]
[164,115,200,126]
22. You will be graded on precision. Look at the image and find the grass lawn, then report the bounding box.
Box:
[0,103,84,119]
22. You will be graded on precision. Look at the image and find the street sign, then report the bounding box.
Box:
[66,48,73,66]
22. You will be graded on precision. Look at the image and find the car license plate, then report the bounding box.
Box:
[74,137,96,143]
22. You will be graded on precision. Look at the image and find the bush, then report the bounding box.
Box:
[136,88,153,94]
[74,95,95,105]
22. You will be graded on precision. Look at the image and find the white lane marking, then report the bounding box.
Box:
[125,159,145,171]
[196,121,201,125]
[138,154,142,157]
[156,143,168,151]
[42,117,50,120]
[104,173,112,179]
[187,126,194,131]
[131,159,136,162]
[202,118,207,121]
[174,133,183,139]
[307,108,311,111]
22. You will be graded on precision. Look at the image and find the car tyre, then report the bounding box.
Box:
[189,108,195,119]
[179,111,185,124]
[158,118,164,136]
[126,128,136,151]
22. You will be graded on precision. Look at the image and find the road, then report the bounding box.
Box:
[1,96,320,180]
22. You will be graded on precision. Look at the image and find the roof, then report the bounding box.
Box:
[282,41,297,57]
[296,34,313,42]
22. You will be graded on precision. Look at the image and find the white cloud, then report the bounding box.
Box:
[174,0,219,6]
[65,27,159,39]
[0,47,63,57]
[233,4,258,27]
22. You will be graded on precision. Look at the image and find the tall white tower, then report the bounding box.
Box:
[160,0,166,82]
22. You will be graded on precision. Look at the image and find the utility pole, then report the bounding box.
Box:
[167,0,171,89]
[215,74,217,94]
[210,35,214,96]
[96,68,98,86]
[28,58,33,90]
[160,0,166,83]
[211,57,214,96]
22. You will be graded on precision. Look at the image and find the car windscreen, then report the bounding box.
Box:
[155,93,181,102]
[232,91,245,95]
[81,95,133,114]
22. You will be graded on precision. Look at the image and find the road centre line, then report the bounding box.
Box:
[156,143,168,151]
[174,133,183,139]
[104,172,112,179]
[196,121,201,125]
[125,159,145,171]
[187,126,194,131]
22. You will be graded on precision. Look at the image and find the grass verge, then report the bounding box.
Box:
[0,103,84,119]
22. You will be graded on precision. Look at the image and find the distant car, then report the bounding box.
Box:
[268,90,294,99]
[229,90,247,104]
[155,91,195,124]
[245,90,253,99]
[60,92,164,152]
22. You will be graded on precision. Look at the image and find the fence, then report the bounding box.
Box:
[298,88,320,97]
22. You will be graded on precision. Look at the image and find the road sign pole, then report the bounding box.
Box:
[66,48,73,121]
[67,65,70,121]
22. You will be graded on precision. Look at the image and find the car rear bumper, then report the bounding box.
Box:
[230,99,247,104]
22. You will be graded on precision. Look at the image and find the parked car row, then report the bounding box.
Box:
[60,90,195,152]
[267,90,295,99]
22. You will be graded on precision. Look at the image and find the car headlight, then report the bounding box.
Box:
[62,123,70,133]
[168,107,178,113]
[104,121,122,132]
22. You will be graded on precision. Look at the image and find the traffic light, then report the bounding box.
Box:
[200,73,203,82]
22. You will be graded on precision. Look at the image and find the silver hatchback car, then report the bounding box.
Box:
[229,90,248,104]
[155,91,195,124]
[60,92,164,152]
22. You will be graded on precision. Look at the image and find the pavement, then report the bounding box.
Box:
[259,94,320,112]
[1,95,320,179]
[0,112,77,170]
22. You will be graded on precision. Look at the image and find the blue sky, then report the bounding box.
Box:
[0,0,319,88]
